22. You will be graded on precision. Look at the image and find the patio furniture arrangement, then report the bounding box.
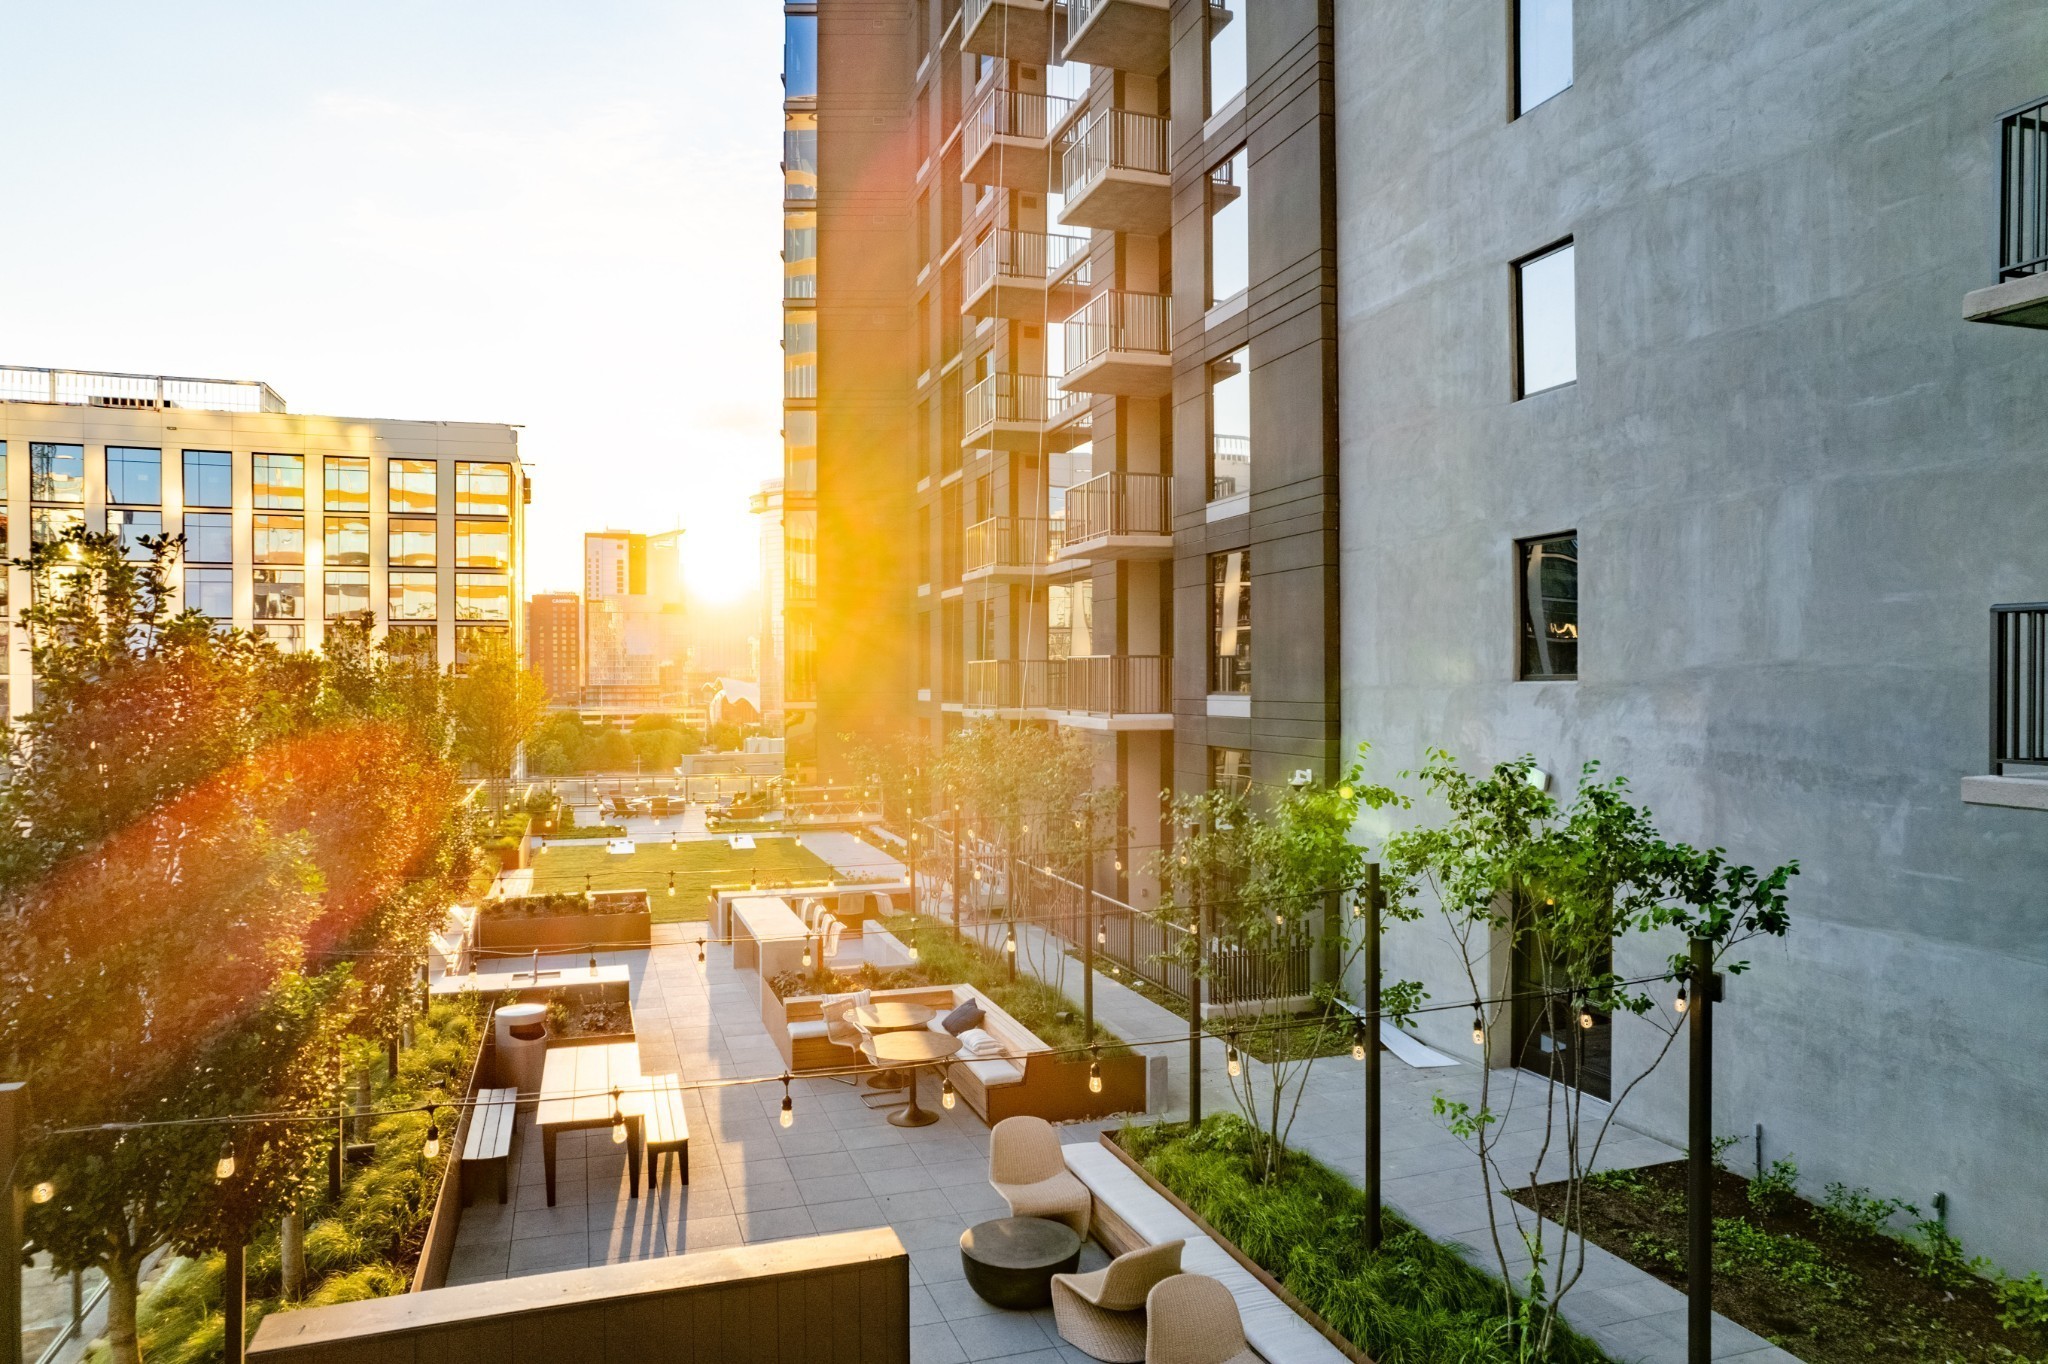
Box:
[867,1029,962,1127]
[989,1116,1091,1236]
[1050,1239,1185,1362]
[959,1215,1083,1309]
[640,1073,690,1187]
[535,1041,645,1206]
[1144,1273,1261,1364]
[458,1087,517,1206]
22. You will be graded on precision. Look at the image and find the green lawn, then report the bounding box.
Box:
[523,837,839,923]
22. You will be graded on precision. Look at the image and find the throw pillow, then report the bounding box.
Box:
[941,999,984,1035]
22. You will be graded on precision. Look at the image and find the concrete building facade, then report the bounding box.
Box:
[0,364,526,710]
[1335,0,2048,1268]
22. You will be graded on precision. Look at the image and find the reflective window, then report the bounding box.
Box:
[456,624,508,669]
[1208,2,1246,114]
[385,623,437,658]
[455,520,510,570]
[1518,533,1578,680]
[455,462,513,516]
[253,514,304,565]
[253,453,304,510]
[183,450,233,507]
[1208,148,1249,306]
[785,310,817,399]
[254,568,305,619]
[1208,347,1250,501]
[110,509,162,561]
[1210,747,1252,797]
[107,447,162,505]
[324,571,371,619]
[389,517,437,567]
[324,516,370,567]
[784,211,818,301]
[1210,549,1252,694]
[389,571,438,621]
[1515,241,1576,396]
[785,409,817,495]
[185,566,233,619]
[325,456,370,513]
[32,508,85,544]
[784,13,818,98]
[30,443,84,503]
[389,459,437,513]
[1516,0,1572,115]
[257,622,306,653]
[456,573,512,622]
[185,512,232,563]
[784,111,818,201]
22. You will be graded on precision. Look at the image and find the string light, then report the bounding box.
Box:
[907,940,920,964]
[1005,928,1017,955]
[610,1089,627,1145]
[941,1076,956,1110]
[668,872,676,898]
[1338,784,1354,800]
[31,1181,55,1204]
[1352,1025,1368,1062]
[1674,983,1689,1014]
[215,1140,236,1181]
[802,941,813,969]
[1226,1036,1242,1078]
[589,950,599,977]
[1578,1004,1594,1031]
[697,939,707,966]
[1088,1044,1103,1094]
[779,1075,795,1129]
[423,1112,441,1160]
[1471,1003,1486,1047]
[1096,926,1106,946]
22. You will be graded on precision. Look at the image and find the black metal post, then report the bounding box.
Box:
[1082,813,1096,1044]
[1364,864,1383,1252]
[1188,892,1205,1127]
[950,807,963,942]
[1687,936,1714,1364]
[1,1081,26,1359]
[223,1241,246,1364]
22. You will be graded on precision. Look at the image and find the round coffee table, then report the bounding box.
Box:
[960,1217,1082,1309]
[867,1030,961,1127]
[855,1002,937,1091]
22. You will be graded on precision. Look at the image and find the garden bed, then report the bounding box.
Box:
[475,889,651,953]
[1511,1161,2048,1364]
[544,993,635,1042]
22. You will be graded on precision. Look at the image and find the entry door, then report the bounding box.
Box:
[1510,905,1612,1101]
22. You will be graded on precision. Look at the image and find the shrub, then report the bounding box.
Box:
[1997,1271,2048,1333]
[1746,1156,1799,1217]
[1817,1182,1916,1237]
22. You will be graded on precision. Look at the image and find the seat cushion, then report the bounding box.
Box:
[787,1019,830,1041]
[963,1057,1025,1088]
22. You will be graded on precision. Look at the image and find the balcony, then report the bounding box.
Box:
[1059,108,1170,234]
[963,89,1076,190]
[963,515,1073,581]
[963,372,1093,453]
[1058,470,1172,560]
[1965,96,2048,327]
[1063,0,1169,75]
[1054,654,1172,728]
[964,657,1062,713]
[964,229,1093,321]
[1965,602,2048,809]
[963,0,1053,60]
[1061,290,1172,397]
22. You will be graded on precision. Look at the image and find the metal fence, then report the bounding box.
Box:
[1999,96,2048,280]
[1991,603,2048,770]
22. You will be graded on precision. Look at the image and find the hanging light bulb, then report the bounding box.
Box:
[423,1114,441,1161]
[697,939,708,965]
[1674,983,1689,1014]
[610,1089,629,1145]
[802,942,813,969]
[1088,1045,1103,1094]
[467,956,478,982]
[589,950,599,977]
[1471,1004,1486,1047]
[1114,859,1123,872]
[1352,1026,1367,1062]
[215,1140,237,1182]
[1096,925,1106,946]
[1338,784,1354,800]
[1006,929,1017,955]
[1226,1036,1242,1078]
[31,1180,55,1204]
[1275,909,1286,927]
[779,1076,795,1129]
[1578,1004,1595,1031]
[941,1077,957,1110]
[538,837,547,854]
[907,940,920,963]
[668,872,676,898]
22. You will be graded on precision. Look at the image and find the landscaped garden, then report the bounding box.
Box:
[521,835,839,923]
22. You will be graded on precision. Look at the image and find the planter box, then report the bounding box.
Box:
[413,1035,494,1293]
[476,890,652,955]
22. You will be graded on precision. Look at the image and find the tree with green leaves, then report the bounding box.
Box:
[447,630,546,812]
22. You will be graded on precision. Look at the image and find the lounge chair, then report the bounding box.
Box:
[1143,1274,1258,1364]
[988,1116,1090,1237]
[1051,1239,1185,1362]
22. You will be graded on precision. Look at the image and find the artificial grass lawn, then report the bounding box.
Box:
[524,837,839,924]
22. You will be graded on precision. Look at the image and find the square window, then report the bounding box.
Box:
[389,459,437,514]
[253,454,304,510]
[324,570,371,619]
[1208,1,1246,115]
[1515,241,1576,397]
[1208,149,1249,307]
[1208,347,1250,501]
[325,457,370,513]
[254,568,305,620]
[184,512,233,563]
[30,443,85,503]
[324,516,370,567]
[456,573,511,622]
[456,461,513,516]
[1210,549,1251,694]
[31,508,84,545]
[107,447,162,506]
[389,517,437,567]
[185,566,233,619]
[1517,533,1578,680]
[456,624,509,669]
[257,622,306,653]
[1210,747,1252,797]
[389,570,437,621]
[183,451,233,507]
[455,519,510,570]
[253,514,304,565]
[1515,0,1573,116]
[109,509,162,561]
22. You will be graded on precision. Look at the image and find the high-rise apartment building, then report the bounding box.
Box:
[525,591,582,704]
[0,364,526,712]
[751,478,787,726]
[581,529,688,708]
[781,0,1340,888]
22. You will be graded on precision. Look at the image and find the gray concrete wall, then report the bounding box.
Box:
[1335,0,2048,1271]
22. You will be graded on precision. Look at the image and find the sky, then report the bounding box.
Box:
[1,1,785,598]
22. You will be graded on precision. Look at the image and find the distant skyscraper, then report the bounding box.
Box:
[525,592,581,704]
[581,529,687,708]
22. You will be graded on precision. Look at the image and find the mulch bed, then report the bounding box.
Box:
[1511,1162,2045,1363]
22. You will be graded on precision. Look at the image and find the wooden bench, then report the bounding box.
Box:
[641,1074,689,1187]
[461,1087,517,1206]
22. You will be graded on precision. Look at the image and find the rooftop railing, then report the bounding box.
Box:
[1066,290,1171,367]
[0,365,286,413]
[1061,107,1167,200]
[1998,96,2048,280]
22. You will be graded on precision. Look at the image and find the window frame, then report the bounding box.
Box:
[185,566,234,620]
[1206,1,1247,118]
[1205,147,1251,310]
[1209,548,1253,695]
[325,456,371,513]
[1515,530,1579,682]
[184,512,233,564]
[106,446,163,507]
[388,459,438,514]
[182,450,233,508]
[1510,0,1573,119]
[29,443,85,505]
[252,513,305,566]
[1511,237,1577,400]
[252,453,305,511]
[454,461,513,516]
[388,516,438,567]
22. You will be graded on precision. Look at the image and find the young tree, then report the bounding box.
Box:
[448,631,546,811]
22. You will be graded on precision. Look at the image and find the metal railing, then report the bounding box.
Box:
[1068,0,1106,40]
[965,515,1066,573]
[1061,107,1168,200]
[1999,97,2048,280]
[1991,603,2048,770]
[1210,435,1250,500]
[0,365,286,413]
[965,230,1090,297]
[964,657,1065,710]
[964,372,1089,434]
[1066,290,1171,367]
[1066,470,1170,542]
[964,89,1077,167]
[963,0,1048,33]
[1064,653,1169,715]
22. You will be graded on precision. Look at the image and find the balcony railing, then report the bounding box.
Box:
[964,89,1076,167]
[1992,603,2048,771]
[965,657,1064,710]
[1061,107,1168,199]
[965,230,1090,298]
[965,516,1066,574]
[1210,434,1250,499]
[1066,290,1171,367]
[1066,470,1169,543]
[1999,97,2048,280]
[1064,654,1169,716]
[964,372,1089,434]
[0,365,286,413]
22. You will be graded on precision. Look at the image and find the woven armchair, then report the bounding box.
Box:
[1051,1239,1184,1362]
[1143,1274,1259,1364]
[988,1116,1091,1238]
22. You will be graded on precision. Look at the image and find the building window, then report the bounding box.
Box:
[456,574,511,622]
[389,571,437,621]
[783,12,818,99]
[107,447,162,505]
[389,517,437,567]
[30,443,85,503]
[1517,533,1578,680]
[385,623,436,658]
[325,456,370,513]
[1210,549,1252,694]
[1208,148,1249,307]
[253,514,304,565]
[785,310,817,399]
[1514,240,1576,397]
[185,566,233,619]
[109,509,162,561]
[1209,347,1250,501]
[183,450,233,507]
[455,461,513,516]
[253,454,304,510]
[185,512,232,563]
[324,516,370,567]
[784,211,818,301]
[455,625,509,669]
[783,111,818,202]
[1208,1,1246,115]
[1515,0,1572,116]
[257,622,306,653]
[1210,747,1252,797]
[455,520,510,570]
[324,571,371,619]
[31,509,85,545]
[254,568,305,620]
[389,459,437,513]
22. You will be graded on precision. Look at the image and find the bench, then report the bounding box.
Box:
[641,1074,690,1187]
[461,1087,517,1206]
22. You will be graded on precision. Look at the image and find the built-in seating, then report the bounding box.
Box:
[640,1074,690,1187]
[460,1087,517,1206]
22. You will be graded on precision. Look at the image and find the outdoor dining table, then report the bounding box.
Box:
[854,1001,936,1091]
[868,1030,962,1128]
[535,1042,645,1206]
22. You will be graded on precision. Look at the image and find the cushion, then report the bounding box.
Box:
[956,1027,999,1058]
[963,1057,1026,1088]
[787,1020,830,1041]
[941,999,984,1035]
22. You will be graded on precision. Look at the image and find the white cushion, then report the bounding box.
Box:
[956,1027,999,1058]
[963,1057,1025,1088]
[787,1020,830,1041]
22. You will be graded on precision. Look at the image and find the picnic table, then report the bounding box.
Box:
[536,1042,645,1206]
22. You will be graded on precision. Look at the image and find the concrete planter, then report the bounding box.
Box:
[412,1036,494,1293]
[476,890,652,955]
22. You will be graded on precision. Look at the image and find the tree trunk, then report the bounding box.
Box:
[104,1257,143,1364]
[280,1210,307,1301]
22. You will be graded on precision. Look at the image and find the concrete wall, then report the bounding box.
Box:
[1335,0,2048,1271]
